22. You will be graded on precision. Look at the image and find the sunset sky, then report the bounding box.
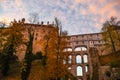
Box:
[0,0,120,35]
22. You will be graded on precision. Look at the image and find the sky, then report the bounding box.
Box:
[0,0,120,35]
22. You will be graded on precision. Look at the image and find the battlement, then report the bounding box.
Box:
[21,18,54,27]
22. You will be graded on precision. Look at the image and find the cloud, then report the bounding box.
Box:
[0,0,28,22]
[75,0,82,4]
[89,5,97,14]
[0,0,120,35]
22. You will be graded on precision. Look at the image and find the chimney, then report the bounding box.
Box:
[41,21,44,26]
[37,22,39,24]
[47,21,49,26]
[22,18,25,23]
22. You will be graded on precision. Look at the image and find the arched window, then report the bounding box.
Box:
[75,47,81,51]
[77,66,83,76]
[68,55,72,64]
[63,48,72,52]
[81,47,87,51]
[83,54,88,63]
[75,47,87,51]
[76,55,82,63]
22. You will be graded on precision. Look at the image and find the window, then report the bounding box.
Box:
[63,48,72,52]
[36,33,38,36]
[81,47,87,51]
[75,47,87,51]
[77,66,83,76]
[83,54,88,63]
[76,55,82,63]
[98,41,100,43]
[85,65,88,72]
[75,47,81,51]
[68,55,72,64]
[89,41,94,46]
[68,67,71,70]
[35,37,37,40]
[63,55,66,64]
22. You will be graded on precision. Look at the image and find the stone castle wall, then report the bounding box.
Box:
[17,22,105,80]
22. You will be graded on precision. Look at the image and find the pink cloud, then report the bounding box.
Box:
[89,5,97,13]
[75,0,83,4]
[98,0,105,3]
[101,3,116,14]
[0,0,28,23]
[0,0,120,35]
[80,9,87,15]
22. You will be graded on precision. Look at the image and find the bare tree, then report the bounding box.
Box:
[21,18,35,80]
[0,20,7,28]
[101,16,120,52]
[28,12,39,24]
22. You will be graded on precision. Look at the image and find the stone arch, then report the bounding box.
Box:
[77,66,83,76]
[76,55,82,64]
